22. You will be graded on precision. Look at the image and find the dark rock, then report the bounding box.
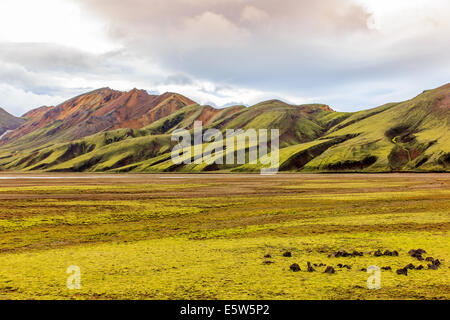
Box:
[405,263,415,270]
[408,249,426,261]
[434,259,441,266]
[263,260,274,265]
[290,263,301,272]
[264,254,272,259]
[343,265,352,270]
[381,266,392,271]
[392,250,399,257]
[425,257,434,262]
[428,264,439,270]
[396,268,408,276]
[360,268,367,272]
[283,252,292,257]
[330,250,363,258]
[337,263,343,268]
[383,250,393,256]
[416,265,424,270]
[307,262,315,272]
[318,263,326,267]
[324,266,335,274]
[374,250,383,257]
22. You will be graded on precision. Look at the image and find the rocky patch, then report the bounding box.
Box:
[290,263,301,272]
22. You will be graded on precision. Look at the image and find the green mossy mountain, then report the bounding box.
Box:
[0,83,449,172]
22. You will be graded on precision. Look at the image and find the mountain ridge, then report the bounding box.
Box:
[0,83,449,172]
[0,107,26,137]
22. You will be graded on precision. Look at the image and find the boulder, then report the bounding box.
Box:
[396,268,408,276]
[290,263,301,272]
[324,266,335,274]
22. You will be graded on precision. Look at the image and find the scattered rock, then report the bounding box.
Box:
[307,262,315,272]
[381,266,392,271]
[352,250,364,257]
[373,249,399,257]
[416,265,424,270]
[425,257,434,262]
[405,263,415,270]
[318,263,326,267]
[263,260,274,265]
[324,266,335,274]
[343,265,352,270]
[283,252,292,257]
[329,250,363,258]
[373,250,383,257]
[290,263,301,272]
[396,268,408,276]
[427,259,441,270]
[409,249,426,261]
[264,254,272,259]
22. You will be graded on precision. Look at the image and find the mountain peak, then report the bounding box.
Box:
[0,107,26,136]
[1,88,197,144]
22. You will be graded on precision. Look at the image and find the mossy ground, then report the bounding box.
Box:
[0,173,448,300]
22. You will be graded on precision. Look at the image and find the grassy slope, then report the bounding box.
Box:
[0,84,448,173]
[304,84,450,172]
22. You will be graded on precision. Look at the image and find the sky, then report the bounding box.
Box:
[0,0,449,116]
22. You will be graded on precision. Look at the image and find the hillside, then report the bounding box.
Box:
[0,88,196,150]
[0,107,26,137]
[0,83,448,173]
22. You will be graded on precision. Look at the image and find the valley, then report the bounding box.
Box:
[0,173,448,299]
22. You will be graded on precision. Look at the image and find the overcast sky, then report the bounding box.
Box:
[0,0,449,116]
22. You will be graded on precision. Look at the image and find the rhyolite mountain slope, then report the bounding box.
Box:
[0,88,196,150]
[0,107,26,137]
[0,83,448,172]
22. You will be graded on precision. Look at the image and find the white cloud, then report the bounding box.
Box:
[0,0,448,115]
[241,6,269,24]
[0,0,117,54]
[0,84,65,116]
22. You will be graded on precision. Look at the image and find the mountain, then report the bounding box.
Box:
[0,88,196,149]
[0,107,26,137]
[0,83,448,172]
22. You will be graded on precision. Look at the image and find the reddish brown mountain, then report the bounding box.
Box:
[1,88,196,145]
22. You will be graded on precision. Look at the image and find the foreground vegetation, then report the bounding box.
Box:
[0,173,448,299]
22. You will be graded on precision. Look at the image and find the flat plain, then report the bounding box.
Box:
[0,173,448,300]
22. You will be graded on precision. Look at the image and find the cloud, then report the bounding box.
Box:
[1,0,449,115]
[76,0,449,111]
[240,6,269,24]
[0,84,66,116]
